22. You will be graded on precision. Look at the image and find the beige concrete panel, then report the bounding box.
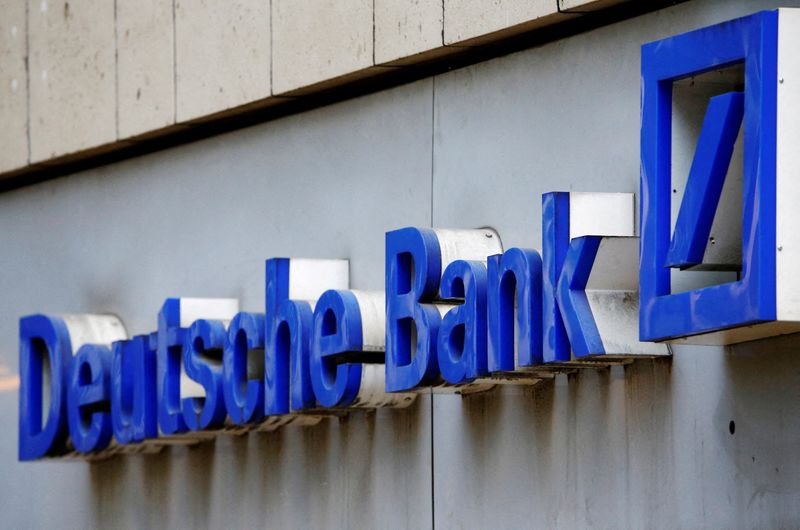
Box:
[272,0,373,95]
[375,0,443,64]
[28,0,116,162]
[117,0,174,139]
[443,0,565,45]
[0,0,28,172]
[175,0,270,122]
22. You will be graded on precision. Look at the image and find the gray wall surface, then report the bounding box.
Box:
[1,1,800,528]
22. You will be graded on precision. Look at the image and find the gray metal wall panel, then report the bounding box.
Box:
[431,1,800,528]
[0,79,434,530]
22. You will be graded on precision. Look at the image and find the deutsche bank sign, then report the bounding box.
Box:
[18,9,800,461]
[641,8,800,345]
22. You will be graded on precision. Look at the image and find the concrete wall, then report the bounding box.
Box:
[0,0,634,177]
[0,0,27,173]
[1,1,800,528]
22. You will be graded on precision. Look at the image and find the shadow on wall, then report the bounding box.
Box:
[81,336,800,528]
[721,333,800,517]
[429,357,673,528]
[431,338,800,528]
[85,396,431,529]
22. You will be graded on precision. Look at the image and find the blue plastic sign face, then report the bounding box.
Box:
[111,335,157,444]
[640,10,780,343]
[20,9,800,460]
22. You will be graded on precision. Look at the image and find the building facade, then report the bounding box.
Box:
[2,0,800,528]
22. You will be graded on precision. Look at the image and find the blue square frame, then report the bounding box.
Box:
[640,10,778,341]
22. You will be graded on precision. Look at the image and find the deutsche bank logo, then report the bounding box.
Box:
[640,9,800,344]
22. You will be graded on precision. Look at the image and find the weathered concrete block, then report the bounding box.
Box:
[0,0,28,172]
[272,0,373,95]
[28,0,116,162]
[375,0,443,65]
[175,0,270,122]
[443,0,564,45]
[117,0,174,139]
